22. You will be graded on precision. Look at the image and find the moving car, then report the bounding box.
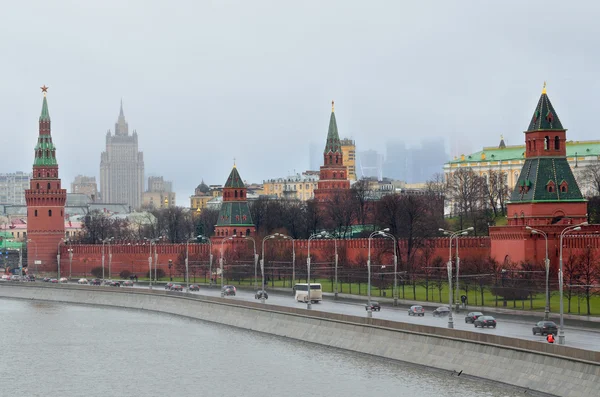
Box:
[255,290,268,300]
[532,321,558,336]
[90,279,102,286]
[171,284,183,291]
[222,285,236,296]
[189,284,200,291]
[365,301,381,312]
[59,277,69,283]
[78,278,89,285]
[108,281,121,287]
[408,305,425,316]
[432,307,450,317]
[122,280,133,287]
[465,312,484,324]
[50,279,58,283]
[165,282,174,290]
[43,277,51,282]
[474,316,497,328]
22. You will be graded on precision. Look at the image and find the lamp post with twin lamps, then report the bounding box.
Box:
[277,234,296,289]
[307,232,326,309]
[244,236,258,290]
[379,230,398,306]
[197,235,213,287]
[68,246,74,280]
[526,226,550,320]
[558,221,588,345]
[260,234,277,303]
[439,227,473,329]
[145,237,160,290]
[220,235,234,297]
[185,235,202,292]
[57,238,66,279]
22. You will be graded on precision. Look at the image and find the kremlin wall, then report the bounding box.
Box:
[27,86,600,279]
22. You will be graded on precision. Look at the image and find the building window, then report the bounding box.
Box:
[36,183,39,189]
[34,210,38,217]
[554,136,560,150]
[49,209,52,217]
[47,183,51,190]
[246,229,251,236]
[545,136,550,150]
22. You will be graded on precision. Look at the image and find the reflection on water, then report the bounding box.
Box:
[0,298,544,397]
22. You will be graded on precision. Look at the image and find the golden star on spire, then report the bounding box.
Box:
[332,100,335,112]
[40,85,49,96]
[542,81,547,95]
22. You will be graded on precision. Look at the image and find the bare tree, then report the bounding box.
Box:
[350,179,372,226]
[580,158,600,196]
[446,167,487,233]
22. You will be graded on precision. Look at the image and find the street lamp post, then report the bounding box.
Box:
[307,232,325,310]
[57,238,65,279]
[186,236,202,293]
[526,226,550,320]
[244,236,257,290]
[260,234,277,303]
[18,247,22,277]
[439,227,473,329]
[197,235,213,287]
[380,231,398,306]
[27,239,37,275]
[220,236,233,297]
[558,222,588,345]
[145,237,160,290]
[68,247,74,280]
[333,237,338,299]
[108,238,114,279]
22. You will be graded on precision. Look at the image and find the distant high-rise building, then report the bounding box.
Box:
[410,140,447,182]
[340,138,356,181]
[99,101,144,209]
[357,149,384,181]
[71,175,98,201]
[383,140,408,181]
[142,176,175,209]
[0,172,32,205]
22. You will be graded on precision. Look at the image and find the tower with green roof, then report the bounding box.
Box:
[25,87,67,276]
[213,164,255,238]
[506,84,587,226]
[490,84,590,269]
[313,101,350,203]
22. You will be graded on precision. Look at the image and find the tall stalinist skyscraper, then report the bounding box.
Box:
[100,101,144,209]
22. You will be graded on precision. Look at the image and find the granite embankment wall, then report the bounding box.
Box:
[1,283,598,397]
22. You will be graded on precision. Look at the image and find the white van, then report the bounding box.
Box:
[294,283,323,303]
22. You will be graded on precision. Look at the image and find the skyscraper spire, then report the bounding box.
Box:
[115,99,129,136]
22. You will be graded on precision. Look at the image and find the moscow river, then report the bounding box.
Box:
[0,298,544,397]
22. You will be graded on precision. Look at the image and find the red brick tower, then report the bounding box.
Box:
[25,87,66,275]
[313,101,350,202]
[490,84,589,267]
[213,163,255,238]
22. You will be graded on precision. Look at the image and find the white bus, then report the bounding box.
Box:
[294,283,323,303]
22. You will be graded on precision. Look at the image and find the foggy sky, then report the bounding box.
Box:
[1,0,599,205]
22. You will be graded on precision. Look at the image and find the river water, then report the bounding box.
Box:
[0,298,544,397]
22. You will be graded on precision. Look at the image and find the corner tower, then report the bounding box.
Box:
[507,83,586,226]
[313,101,350,202]
[214,163,255,238]
[25,87,67,275]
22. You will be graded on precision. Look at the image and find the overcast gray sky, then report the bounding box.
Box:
[1,0,599,205]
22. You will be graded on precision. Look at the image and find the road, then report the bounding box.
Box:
[81,281,600,352]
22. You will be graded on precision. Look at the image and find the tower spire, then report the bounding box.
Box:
[39,85,50,122]
[323,102,341,154]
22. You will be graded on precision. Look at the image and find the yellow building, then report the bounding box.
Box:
[142,191,176,209]
[263,171,319,201]
[340,138,357,181]
[190,180,220,212]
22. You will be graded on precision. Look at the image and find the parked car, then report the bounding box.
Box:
[532,321,558,336]
[78,278,89,285]
[165,282,174,290]
[255,290,269,300]
[432,307,451,317]
[122,280,133,287]
[365,301,381,311]
[222,285,236,296]
[189,284,200,291]
[465,312,484,324]
[408,305,425,316]
[90,279,102,286]
[171,284,183,291]
[474,316,497,328]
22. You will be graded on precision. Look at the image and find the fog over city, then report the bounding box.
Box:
[1,0,599,205]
